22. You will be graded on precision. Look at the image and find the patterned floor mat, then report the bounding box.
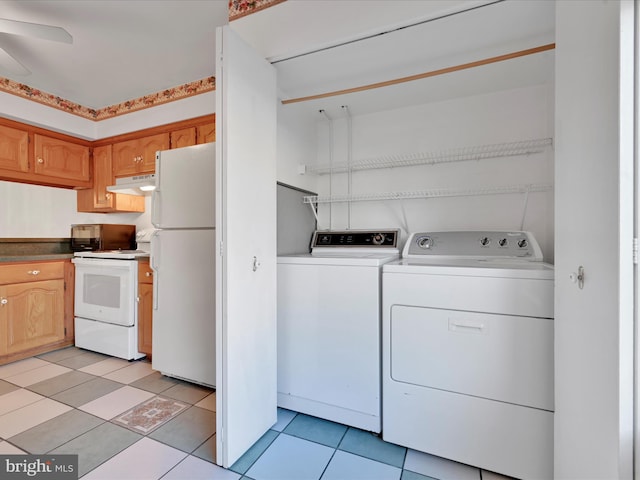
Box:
[112,396,189,434]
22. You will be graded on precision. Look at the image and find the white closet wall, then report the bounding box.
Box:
[304,83,554,261]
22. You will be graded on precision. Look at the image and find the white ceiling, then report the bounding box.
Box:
[0,0,555,116]
[233,0,555,117]
[0,0,228,110]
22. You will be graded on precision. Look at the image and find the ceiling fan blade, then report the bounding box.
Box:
[0,18,72,44]
[0,46,31,75]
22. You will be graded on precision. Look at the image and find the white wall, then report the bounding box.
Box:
[276,103,318,193]
[0,90,215,140]
[0,91,97,139]
[309,84,555,262]
[95,91,215,139]
[0,181,152,237]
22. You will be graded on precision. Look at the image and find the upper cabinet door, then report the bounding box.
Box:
[33,134,90,182]
[92,145,115,209]
[113,133,169,177]
[215,25,278,468]
[170,127,197,148]
[139,133,169,172]
[0,125,29,173]
[112,139,140,176]
[197,122,216,144]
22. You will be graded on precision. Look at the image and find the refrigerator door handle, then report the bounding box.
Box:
[151,232,160,310]
[151,190,161,228]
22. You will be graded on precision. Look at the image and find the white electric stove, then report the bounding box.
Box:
[72,234,152,360]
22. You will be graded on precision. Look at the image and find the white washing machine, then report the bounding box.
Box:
[382,231,554,480]
[277,229,400,432]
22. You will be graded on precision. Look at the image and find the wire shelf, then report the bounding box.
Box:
[303,183,553,205]
[304,138,553,175]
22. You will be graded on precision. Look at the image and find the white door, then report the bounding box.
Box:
[554,2,635,478]
[215,26,278,467]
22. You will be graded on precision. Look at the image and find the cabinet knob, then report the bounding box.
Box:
[105,193,112,200]
[37,157,44,164]
[0,298,7,306]
[145,272,152,277]
[27,270,40,275]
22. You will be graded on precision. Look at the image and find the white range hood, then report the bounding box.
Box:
[106,174,156,196]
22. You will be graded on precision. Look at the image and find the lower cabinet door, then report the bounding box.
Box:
[137,283,153,356]
[0,280,65,355]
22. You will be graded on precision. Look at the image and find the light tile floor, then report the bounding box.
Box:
[0,347,514,479]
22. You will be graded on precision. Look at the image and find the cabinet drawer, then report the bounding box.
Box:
[0,261,65,285]
[138,261,153,284]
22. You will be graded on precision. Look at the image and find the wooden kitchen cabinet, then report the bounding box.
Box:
[75,114,215,213]
[0,260,73,363]
[77,145,144,213]
[0,118,92,189]
[196,122,215,144]
[34,134,91,184]
[170,127,196,148]
[170,121,215,148]
[112,133,169,177]
[137,260,153,357]
[0,124,29,174]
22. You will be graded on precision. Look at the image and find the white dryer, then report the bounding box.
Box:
[382,231,554,480]
[278,230,400,432]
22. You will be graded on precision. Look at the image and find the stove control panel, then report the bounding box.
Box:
[312,230,399,248]
[403,231,543,260]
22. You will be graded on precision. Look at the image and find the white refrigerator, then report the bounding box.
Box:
[150,142,216,387]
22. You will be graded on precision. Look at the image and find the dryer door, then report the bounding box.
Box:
[389,305,553,410]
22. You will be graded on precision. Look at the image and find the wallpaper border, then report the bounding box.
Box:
[229,0,287,21]
[0,76,215,122]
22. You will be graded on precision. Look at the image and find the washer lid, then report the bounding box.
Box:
[384,257,554,280]
[279,252,400,267]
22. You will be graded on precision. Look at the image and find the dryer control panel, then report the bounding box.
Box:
[312,230,399,248]
[403,231,543,260]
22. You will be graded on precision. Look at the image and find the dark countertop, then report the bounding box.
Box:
[0,238,74,263]
[0,254,74,263]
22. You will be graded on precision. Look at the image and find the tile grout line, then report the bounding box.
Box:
[316,423,350,480]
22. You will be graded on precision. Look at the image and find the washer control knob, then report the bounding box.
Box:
[417,236,432,249]
[480,237,490,246]
[518,238,528,248]
[498,238,508,247]
[372,233,385,245]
